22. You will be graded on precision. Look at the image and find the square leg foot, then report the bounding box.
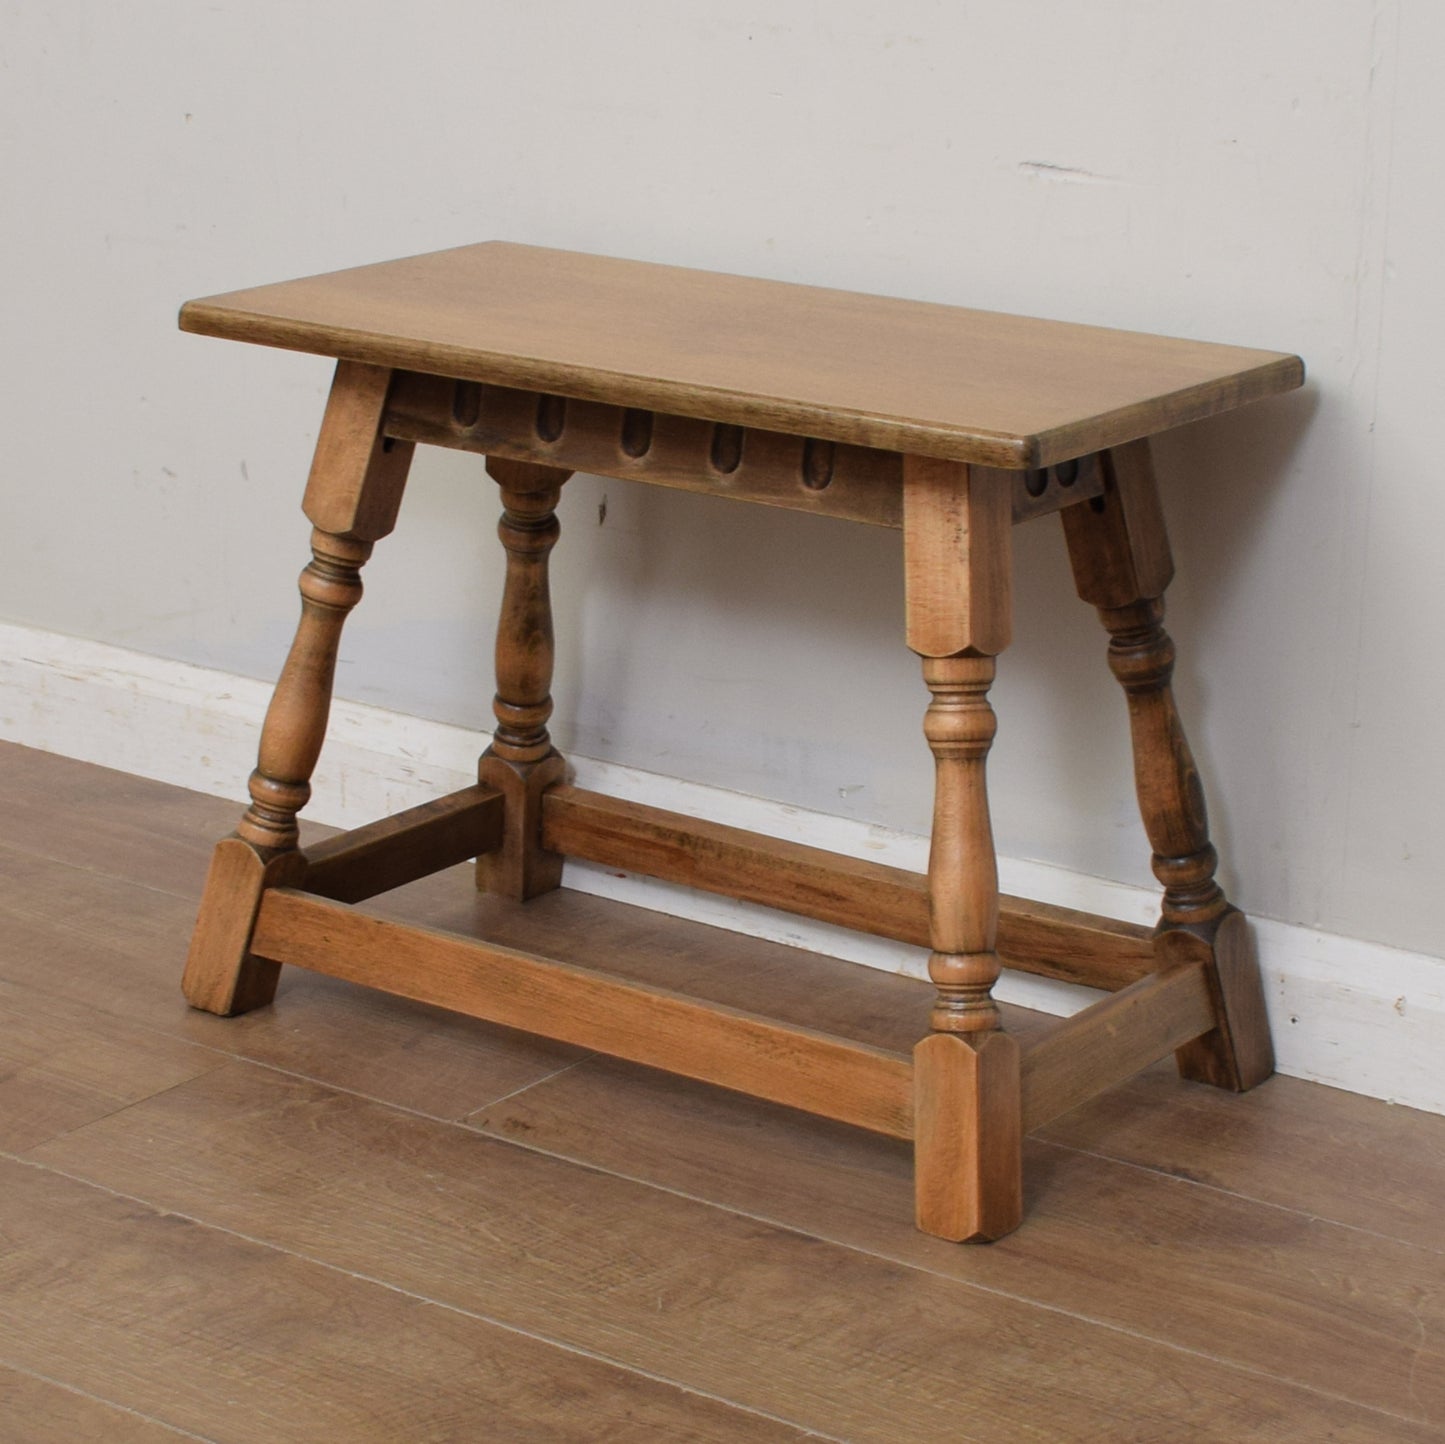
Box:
[182,838,304,1016]
[913,1030,1023,1242]
[1162,909,1274,1092]
[476,752,566,901]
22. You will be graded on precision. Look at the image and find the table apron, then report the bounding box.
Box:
[382,371,1103,526]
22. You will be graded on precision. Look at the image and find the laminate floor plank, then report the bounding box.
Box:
[0,837,1042,1124]
[0,846,588,1121]
[0,1362,210,1443]
[26,1061,1439,1443]
[0,743,1047,1052]
[0,1160,813,1444]
[370,865,1051,1052]
[0,980,223,1152]
[7,747,1444,1438]
[471,1054,1445,1428]
[1038,1060,1445,1253]
[0,742,256,898]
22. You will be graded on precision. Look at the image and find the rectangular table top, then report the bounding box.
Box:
[180,242,1303,469]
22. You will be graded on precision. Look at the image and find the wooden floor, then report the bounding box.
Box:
[1,743,1442,1442]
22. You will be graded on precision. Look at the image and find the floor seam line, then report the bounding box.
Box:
[461,1124,1444,1432]
[11,1024,1439,1429]
[0,1151,849,1443]
[0,833,215,906]
[1032,1134,1445,1256]
[10,1058,235,1159]
[460,1053,601,1118]
[0,1352,219,1442]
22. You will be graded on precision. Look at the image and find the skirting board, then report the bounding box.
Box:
[2,619,1441,1116]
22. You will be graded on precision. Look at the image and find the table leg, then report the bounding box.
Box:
[477,457,574,901]
[182,362,413,1015]
[903,456,1023,1241]
[1062,439,1273,1090]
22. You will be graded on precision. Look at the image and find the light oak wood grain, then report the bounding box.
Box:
[0,981,220,1153]
[379,860,1002,1055]
[474,1055,1445,1430]
[181,837,304,1014]
[1019,961,1217,1130]
[0,741,247,896]
[300,360,414,542]
[541,784,1156,992]
[387,371,909,527]
[383,373,1106,528]
[0,844,587,1121]
[1060,436,1173,607]
[1063,439,1274,1089]
[1038,1060,1445,1254]
[250,888,914,1137]
[913,1031,1022,1240]
[0,1365,205,1443]
[232,360,412,857]
[902,456,1012,658]
[477,458,571,902]
[176,248,1298,1240]
[1161,909,1276,1090]
[30,1062,1432,1443]
[302,783,503,903]
[6,755,1444,1438]
[181,362,418,1017]
[181,242,1304,467]
[0,1160,804,1443]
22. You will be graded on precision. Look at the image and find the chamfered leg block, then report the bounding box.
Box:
[182,360,414,1015]
[913,1031,1023,1241]
[183,840,306,1016]
[1061,438,1274,1091]
[477,456,574,902]
[903,454,1024,1241]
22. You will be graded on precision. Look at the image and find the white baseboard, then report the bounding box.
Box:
[3,620,1441,1115]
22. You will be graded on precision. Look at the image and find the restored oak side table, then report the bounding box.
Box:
[179,242,1303,1242]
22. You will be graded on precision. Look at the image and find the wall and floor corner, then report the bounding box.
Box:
[3,620,1441,1116]
[1,4,1441,1114]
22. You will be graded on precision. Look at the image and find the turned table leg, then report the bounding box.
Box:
[477,457,574,901]
[903,455,1023,1242]
[1062,439,1273,1090]
[183,362,414,1015]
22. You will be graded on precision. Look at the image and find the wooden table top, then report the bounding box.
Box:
[180,242,1304,468]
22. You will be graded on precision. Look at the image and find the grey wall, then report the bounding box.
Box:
[2,1,1440,962]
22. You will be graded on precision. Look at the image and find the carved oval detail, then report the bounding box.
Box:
[535,393,567,442]
[620,408,654,458]
[710,423,744,474]
[451,380,482,429]
[802,438,835,491]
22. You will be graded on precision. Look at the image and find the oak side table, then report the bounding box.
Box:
[179,243,1303,1242]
